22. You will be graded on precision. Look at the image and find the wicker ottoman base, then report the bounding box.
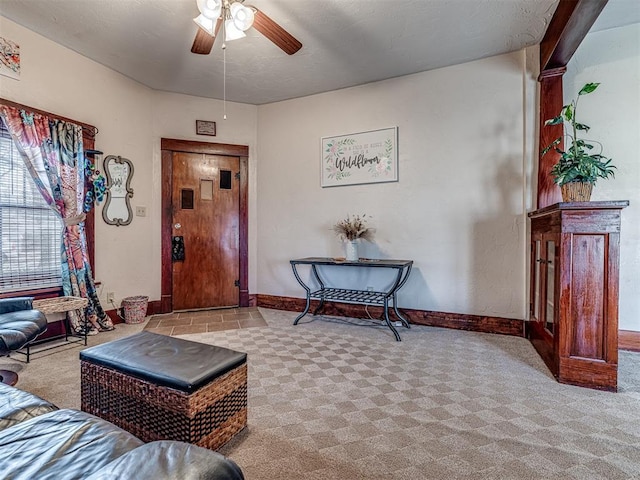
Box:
[80,360,247,450]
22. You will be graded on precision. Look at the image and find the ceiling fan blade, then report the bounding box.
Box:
[191,18,221,55]
[191,28,214,54]
[252,8,302,55]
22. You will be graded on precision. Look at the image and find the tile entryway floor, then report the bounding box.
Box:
[143,307,266,337]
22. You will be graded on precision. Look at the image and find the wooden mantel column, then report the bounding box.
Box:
[537,68,565,208]
[535,0,609,209]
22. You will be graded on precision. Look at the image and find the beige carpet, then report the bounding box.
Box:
[2,309,640,479]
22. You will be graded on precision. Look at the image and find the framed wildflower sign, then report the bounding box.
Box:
[321,127,398,187]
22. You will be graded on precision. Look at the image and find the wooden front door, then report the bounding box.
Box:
[171,152,240,310]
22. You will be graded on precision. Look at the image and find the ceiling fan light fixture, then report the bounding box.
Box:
[193,14,216,36]
[196,0,222,19]
[230,2,254,31]
[224,18,246,41]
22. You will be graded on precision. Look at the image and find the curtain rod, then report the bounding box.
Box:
[0,97,98,138]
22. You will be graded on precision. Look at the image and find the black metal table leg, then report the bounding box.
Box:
[310,264,326,316]
[392,264,413,328]
[291,263,312,324]
[383,298,401,341]
[82,309,88,345]
[293,296,311,325]
[393,299,411,328]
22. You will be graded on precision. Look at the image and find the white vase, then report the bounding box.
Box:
[345,240,359,261]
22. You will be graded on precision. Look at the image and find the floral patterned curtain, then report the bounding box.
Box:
[0,105,112,334]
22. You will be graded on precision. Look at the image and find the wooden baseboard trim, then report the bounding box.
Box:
[248,294,257,307]
[256,294,524,337]
[619,330,640,352]
[147,300,162,316]
[105,308,123,325]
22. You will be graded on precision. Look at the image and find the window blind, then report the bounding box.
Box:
[0,119,62,292]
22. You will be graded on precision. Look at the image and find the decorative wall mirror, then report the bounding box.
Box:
[102,155,134,226]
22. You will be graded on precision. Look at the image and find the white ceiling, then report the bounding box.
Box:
[1,0,638,105]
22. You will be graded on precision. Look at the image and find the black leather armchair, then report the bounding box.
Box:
[0,297,48,384]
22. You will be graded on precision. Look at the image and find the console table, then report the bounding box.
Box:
[290,257,413,341]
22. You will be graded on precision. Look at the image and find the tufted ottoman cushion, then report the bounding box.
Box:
[80,331,247,450]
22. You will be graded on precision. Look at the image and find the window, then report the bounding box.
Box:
[0,119,63,292]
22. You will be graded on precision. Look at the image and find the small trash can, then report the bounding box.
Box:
[121,296,149,324]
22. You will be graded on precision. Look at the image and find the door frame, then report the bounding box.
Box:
[160,138,249,313]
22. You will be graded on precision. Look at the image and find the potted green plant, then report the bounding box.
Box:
[541,82,616,201]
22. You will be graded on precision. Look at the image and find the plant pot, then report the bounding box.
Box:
[345,240,359,261]
[560,182,593,202]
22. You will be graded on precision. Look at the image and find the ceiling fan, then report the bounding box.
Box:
[191,0,302,55]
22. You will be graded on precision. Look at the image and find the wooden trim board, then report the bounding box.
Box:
[256,294,525,337]
[619,330,640,352]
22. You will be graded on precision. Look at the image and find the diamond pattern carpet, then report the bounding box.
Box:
[3,307,640,479]
[175,309,640,480]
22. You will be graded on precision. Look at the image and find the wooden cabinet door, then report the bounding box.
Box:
[542,235,558,336]
[529,232,559,374]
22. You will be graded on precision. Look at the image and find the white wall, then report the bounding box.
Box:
[564,23,640,330]
[4,12,634,328]
[150,92,259,298]
[257,53,529,319]
[0,17,258,307]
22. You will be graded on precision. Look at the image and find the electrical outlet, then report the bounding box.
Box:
[394,321,403,327]
[366,286,374,291]
[107,292,115,302]
[135,206,147,217]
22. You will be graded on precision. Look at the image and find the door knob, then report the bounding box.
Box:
[174,223,181,229]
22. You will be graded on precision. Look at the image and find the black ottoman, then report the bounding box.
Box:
[80,331,247,450]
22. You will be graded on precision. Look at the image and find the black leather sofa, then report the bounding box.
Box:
[0,382,244,479]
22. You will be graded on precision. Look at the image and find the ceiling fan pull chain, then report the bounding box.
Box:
[223,47,227,120]
[222,20,227,120]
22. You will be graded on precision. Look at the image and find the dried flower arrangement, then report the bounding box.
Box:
[333,214,374,242]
